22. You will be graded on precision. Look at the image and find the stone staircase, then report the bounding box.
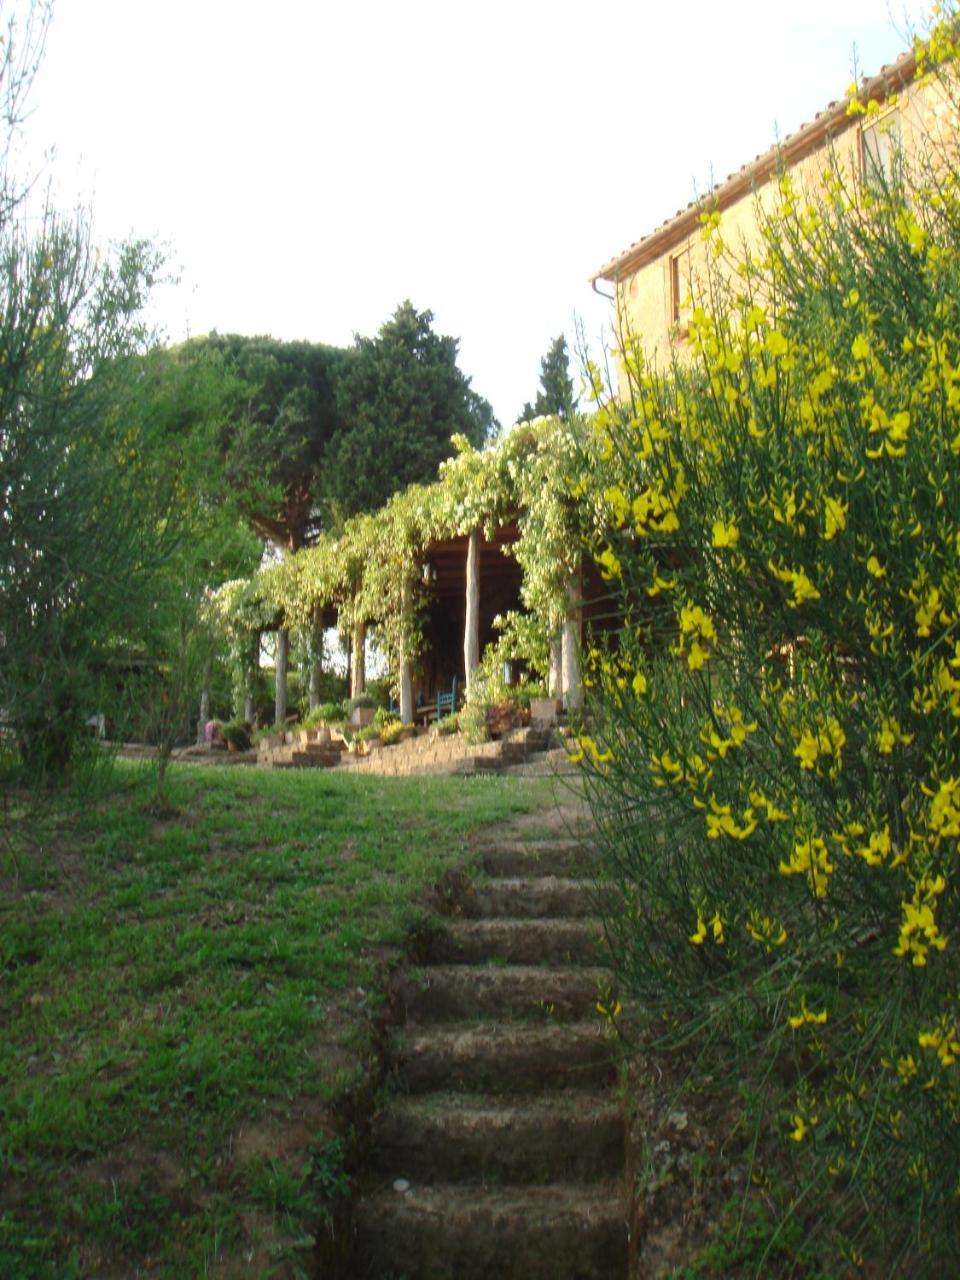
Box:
[339,723,565,778]
[256,724,567,776]
[257,728,345,770]
[353,832,628,1278]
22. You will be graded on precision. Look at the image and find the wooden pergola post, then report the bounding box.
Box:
[244,632,258,724]
[464,528,480,696]
[548,634,563,698]
[275,626,289,725]
[561,575,583,711]
[197,685,210,745]
[399,578,414,724]
[351,615,366,698]
[308,603,324,712]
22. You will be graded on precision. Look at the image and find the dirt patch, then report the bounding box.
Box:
[233,1098,337,1167]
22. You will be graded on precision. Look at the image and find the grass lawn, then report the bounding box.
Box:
[0,759,559,1278]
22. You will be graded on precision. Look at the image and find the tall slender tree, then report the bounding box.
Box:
[518,334,575,422]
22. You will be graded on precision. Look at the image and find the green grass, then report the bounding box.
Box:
[0,760,555,1278]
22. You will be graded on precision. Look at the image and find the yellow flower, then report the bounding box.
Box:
[897,1054,918,1086]
[748,788,789,822]
[780,835,835,897]
[822,496,847,540]
[597,547,622,580]
[866,555,886,578]
[712,518,740,548]
[877,717,913,755]
[689,911,707,945]
[646,573,675,597]
[746,911,788,950]
[918,1019,960,1067]
[790,1115,808,1142]
[632,671,647,698]
[765,330,789,358]
[680,604,717,642]
[788,998,828,1029]
[687,641,710,671]
[856,825,892,866]
[768,560,821,607]
[705,795,757,840]
[793,718,845,772]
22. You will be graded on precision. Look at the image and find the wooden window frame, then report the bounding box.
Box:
[860,104,902,190]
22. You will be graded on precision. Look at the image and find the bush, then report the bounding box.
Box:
[459,703,489,746]
[379,718,407,745]
[578,50,960,1272]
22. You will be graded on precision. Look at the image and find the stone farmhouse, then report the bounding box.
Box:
[590,44,953,364]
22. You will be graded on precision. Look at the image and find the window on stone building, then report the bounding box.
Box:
[669,248,692,336]
[861,107,902,190]
[670,253,682,323]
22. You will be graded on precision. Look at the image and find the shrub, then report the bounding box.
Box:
[458,702,489,746]
[379,719,407,745]
[577,47,960,1272]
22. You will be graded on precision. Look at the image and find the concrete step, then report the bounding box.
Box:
[354,1180,627,1280]
[401,964,611,1022]
[432,917,605,966]
[397,1019,616,1095]
[371,1092,624,1183]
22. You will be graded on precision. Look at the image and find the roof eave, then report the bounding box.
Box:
[590,48,918,286]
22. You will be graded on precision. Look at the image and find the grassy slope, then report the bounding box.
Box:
[0,761,556,1278]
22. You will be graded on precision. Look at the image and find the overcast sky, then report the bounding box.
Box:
[25,0,932,426]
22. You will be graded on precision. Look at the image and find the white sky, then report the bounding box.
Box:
[25,0,932,426]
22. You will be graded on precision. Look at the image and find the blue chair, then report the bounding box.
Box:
[435,676,458,719]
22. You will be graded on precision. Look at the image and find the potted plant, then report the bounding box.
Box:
[345,693,376,728]
[222,719,252,752]
[529,694,560,724]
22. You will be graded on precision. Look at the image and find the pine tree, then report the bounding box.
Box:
[518,335,575,422]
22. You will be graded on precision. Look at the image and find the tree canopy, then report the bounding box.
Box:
[190,333,346,552]
[325,301,496,521]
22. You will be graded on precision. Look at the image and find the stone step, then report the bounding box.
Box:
[397,1019,616,1095]
[257,744,343,769]
[477,838,598,879]
[463,875,594,919]
[371,1092,624,1183]
[354,1181,627,1280]
[432,918,605,966]
[401,964,611,1022]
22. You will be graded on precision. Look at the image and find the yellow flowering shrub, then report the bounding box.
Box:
[578,21,960,1268]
